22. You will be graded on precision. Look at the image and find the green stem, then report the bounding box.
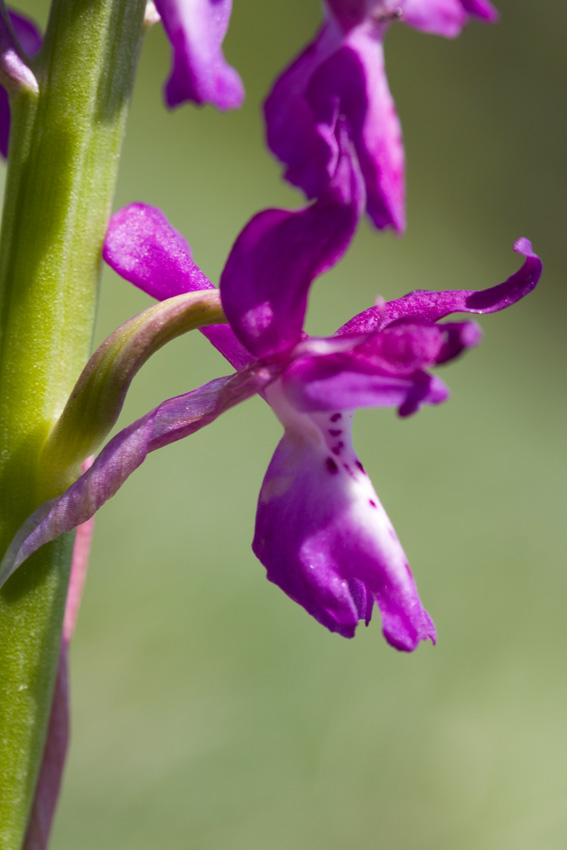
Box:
[0,0,146,844]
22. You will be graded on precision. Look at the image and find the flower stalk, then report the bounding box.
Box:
[0,0,146,844]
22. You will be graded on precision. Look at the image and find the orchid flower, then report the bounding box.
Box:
[102,211,540,650]
[264,0,498,233]
[0,149,540,651]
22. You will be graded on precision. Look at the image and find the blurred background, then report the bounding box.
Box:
[9,1,567,847]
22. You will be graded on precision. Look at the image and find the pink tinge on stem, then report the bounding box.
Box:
[22,461,94,850]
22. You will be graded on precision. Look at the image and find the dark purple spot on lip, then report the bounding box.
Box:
[369,499,377,508]
[355,460,366,474]
[330,413,342,422]
[331,445,342,456]
[329,429,342,437]
[326,457,339,474]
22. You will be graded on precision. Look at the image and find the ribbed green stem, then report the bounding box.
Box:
[0,0,146,844]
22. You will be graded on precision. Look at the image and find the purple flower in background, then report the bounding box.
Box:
[265,0,498,232]
[154,0,244,110]
[0,10,41,158]
[0,1,243,159]
[0,156,540,651]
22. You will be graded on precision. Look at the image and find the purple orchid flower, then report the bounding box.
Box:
[154,0,244,110]
[0,158,540,651]
[102,206,538,650]
[0,2,243,160]
[0,10,41,158]
[264,0,498,233]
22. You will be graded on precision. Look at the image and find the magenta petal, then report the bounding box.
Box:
[459,0,499,23]
[104,203,211,299]
[254,404,436,650]
[264,24,342,201]
[283,356,449,414]
[325,0,367,32]
[154,0,244,110]
[356,318,482,369]
[264,21,404,232]
[103,203,250,369]
[0,369,272,586]
[220,137,364,358]
[340,239,542,334]
[307,29,405,231]
[400,0,469,36]
[8,10,42,56]
[327,0,497,35]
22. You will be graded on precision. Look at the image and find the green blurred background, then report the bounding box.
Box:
[10,1,567,847]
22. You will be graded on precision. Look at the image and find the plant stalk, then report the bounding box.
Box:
[0,0,146,843]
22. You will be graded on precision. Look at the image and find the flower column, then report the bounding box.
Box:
[0,0,146,844]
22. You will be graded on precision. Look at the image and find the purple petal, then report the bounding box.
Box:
[0,369,273,586]
[155,0,244,110]
[264,21,404,232]
[280,320,475,415]
[339,239,542,334]
[458,0,498,23]
[8,10,42,56]
[325,0,368,32]
[23,501,93,850]
[307,29,405,231]
[434,320,483,363]
[355,318,482,369]
[254,399,436,650]
[399,0,496,36]
[104,203,211,298]
[283,354,449,414]
[264,24,342,201]
[220,136,364,358]
[103,203,250,369]
[326,0,498,35]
